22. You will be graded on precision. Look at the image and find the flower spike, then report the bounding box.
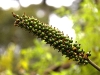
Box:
[12,12,91,65]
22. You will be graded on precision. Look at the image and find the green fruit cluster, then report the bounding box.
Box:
[12,12,91,64]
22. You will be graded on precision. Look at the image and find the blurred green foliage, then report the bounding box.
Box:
[56,0,100,73]
[0,0,100,75]
[0,4,50,48]
[0,39,67,75]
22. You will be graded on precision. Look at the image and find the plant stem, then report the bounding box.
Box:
[87,58,100,71]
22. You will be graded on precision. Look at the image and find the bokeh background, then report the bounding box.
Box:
[0,0,100,75]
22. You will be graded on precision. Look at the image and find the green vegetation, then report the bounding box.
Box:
[0,0,100,75]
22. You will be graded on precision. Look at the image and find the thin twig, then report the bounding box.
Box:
[87,58,100,71]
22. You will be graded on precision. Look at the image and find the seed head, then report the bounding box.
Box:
[12,12,91,65]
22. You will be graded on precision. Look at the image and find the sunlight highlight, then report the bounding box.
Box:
[49,14,76,39]
[19,0,42,7]
[0,0,19,10]
[46,0,75,8]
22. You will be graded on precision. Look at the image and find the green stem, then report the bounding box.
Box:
[88,58,100,71]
